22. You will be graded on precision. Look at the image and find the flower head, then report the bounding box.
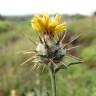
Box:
[21,13,81,71]
[32,13,66,37]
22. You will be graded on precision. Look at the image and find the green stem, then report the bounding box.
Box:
[49,64,56,96]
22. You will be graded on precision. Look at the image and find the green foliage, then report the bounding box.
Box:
[56,66,96,96]
[68,17,96,42]
[0,21,12,33]
[80,45,96,64]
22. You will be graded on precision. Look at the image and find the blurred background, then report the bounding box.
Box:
[0,0,96,96]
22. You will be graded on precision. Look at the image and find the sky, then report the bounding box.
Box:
[0,0,96,16]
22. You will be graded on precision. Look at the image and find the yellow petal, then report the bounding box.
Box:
[32,21,41,32]
[55,22,67,32]
[49,14,61,27]
[31,13,67,36]
[54,14,61,24]
[42,13,50,28]
[35,16,45,30]
[32,16,45,32]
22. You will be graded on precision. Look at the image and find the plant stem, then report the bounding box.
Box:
[49,64,56,96]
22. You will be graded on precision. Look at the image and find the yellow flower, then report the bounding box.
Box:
[31,13,66,36]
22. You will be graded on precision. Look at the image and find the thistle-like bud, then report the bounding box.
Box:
[30,13,81,68]
[31,14,67,64]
